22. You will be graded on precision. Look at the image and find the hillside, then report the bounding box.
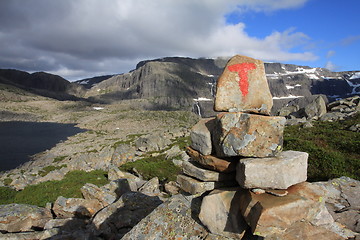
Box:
[0,69,86,100]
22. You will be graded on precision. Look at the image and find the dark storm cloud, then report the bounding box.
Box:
[0,0,313,80]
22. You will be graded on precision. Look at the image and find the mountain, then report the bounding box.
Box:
[75,75,115,89]
[81,57,360,116]
[84,57,228,110]
[1,57,359,116]
[0,69,86,100]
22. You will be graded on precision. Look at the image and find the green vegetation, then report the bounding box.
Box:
[38,164,67,177]
[120,154,181,182]
[112,133,144,148]
[0,170,108,207]
[119,135,189,182]
[3,178,12,186]
[53,155,68,163]
[0,186,17,205]
[283,113,360,181]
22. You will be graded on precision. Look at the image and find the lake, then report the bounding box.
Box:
[0,121,86,172]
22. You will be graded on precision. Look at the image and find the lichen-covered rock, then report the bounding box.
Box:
[135,133,172,152]
[236,150,308,189]
[0,203,52,233]
[199,188,248,238]
[121,194,208,240]
[177,174,236,195]
[91,191,163,239]
[304,95,327,119]
[182,161,235,182]
[138,177,161,196]
[111,143,136,166]
[53,196,103,219]
[314,177,360,234]
[80,183,116,207]
[190,118,215,155]
[164,181,180,195]
[214,55,273,115]
[186,147,237,173]
[213,112,286,157]
[43,218,88,232]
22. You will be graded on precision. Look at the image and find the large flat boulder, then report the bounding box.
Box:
[213,112,286,157]
[186,147,237,173]
[0,203,52,233]
[53,196,103,219]
[81,183,116,207]
[214,55,273,115]
[236,150,308,189]
[239,182,335,238]
[199,188,248,238]
[190,118,215,155]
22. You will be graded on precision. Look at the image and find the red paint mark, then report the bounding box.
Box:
[228,63,256,97]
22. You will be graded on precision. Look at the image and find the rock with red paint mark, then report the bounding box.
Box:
[213,112,286,157]
[236,150,308,189]
[214,55,273,115]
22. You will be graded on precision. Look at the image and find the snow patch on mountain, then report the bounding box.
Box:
[350,72,360,80]
[272,95,304,100]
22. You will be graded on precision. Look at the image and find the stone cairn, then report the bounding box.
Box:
[177,55,345,239]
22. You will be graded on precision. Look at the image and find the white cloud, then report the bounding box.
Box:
[326,50,336,58]
[325,61,339,71]
[0,0,314,80]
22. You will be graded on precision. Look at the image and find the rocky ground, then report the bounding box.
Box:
[0,91,199,189]
[0,83,359,239]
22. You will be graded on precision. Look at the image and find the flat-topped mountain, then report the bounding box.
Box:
[0,69,85,100]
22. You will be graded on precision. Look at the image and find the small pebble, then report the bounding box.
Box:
[251,188,265,194]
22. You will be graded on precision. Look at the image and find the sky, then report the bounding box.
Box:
[0,0,359,81]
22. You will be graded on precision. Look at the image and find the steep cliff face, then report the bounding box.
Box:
[85,58,226,110]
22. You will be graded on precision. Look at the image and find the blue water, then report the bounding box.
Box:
[0,122,86,172]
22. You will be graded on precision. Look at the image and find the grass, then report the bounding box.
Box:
[53,155,68,163]
[38,164,67,177]
[119,135,189,182]
[3,178,12,186]
[120,154,181,182]
[283,113,360,181]
[112,133,145,148]
[0,187,17,205]
[0,170,108,207]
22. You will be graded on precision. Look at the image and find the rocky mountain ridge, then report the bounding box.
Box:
[1,57,359,115]
[79,57,360,115]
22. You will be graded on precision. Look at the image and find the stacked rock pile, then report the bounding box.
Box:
[177,55,350,239]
